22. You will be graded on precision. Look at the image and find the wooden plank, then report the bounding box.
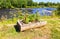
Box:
[17,20,47,31]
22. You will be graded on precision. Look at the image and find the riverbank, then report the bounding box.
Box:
[0,16,60,39]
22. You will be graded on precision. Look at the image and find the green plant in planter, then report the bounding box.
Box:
[18,16,24,19]
[29,14,36,22]
[23,13,30,24]
[35,12,40,22]
[22,12,41,24]
[23,17,30,24]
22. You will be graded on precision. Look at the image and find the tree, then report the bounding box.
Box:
[11,0,18,8]
[27,0,33,6]
[39,2,45,7]
[33,2,38,6]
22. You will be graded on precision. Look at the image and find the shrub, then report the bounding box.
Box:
[22,13,41,23]
[35,12,40,22]
[56,5,60,16]
[23,17,30,24]
[23,13,30,24]
[29,14,36,22]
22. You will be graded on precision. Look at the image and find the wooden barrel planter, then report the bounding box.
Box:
[16,20,47,32]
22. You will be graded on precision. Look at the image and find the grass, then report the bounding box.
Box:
[0,16,60,39]
[44,17,60,39]
[51,20,60,39]
[0,18,18,27]
[0,26,42,39]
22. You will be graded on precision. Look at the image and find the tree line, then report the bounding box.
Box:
[0,0,60,8]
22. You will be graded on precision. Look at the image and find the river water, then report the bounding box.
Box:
[0,8,56,19]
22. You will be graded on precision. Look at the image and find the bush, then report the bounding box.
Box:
[35,13,40,21]
[23,17,30,24]
[29,14,36,22]
[23,13,30,24]
[56,5,60,16]
[22,13,41,23]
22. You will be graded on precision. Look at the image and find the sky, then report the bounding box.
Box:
[33,0,60,3]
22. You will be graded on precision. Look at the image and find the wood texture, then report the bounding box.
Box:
[17,20,47,31]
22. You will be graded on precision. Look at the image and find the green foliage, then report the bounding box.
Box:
[0,0,59,8]
[22,12,41,23]
[0,0,12,8]
[29,14,36,22]
[27,0,33,6]
[0,0,33,8]
[23,13,30,24]
[35,12,41,21]
[23,17,30,24]
[56,5,60,16]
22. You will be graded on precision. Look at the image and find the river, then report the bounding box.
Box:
[0,8,56,19]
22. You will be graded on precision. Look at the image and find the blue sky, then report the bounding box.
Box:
[33,0,60,3]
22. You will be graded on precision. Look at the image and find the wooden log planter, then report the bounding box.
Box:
[16,20,47,32]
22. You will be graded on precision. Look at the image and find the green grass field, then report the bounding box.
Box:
[0,16,60,39]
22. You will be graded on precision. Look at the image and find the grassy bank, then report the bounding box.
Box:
[0,16,60,39]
